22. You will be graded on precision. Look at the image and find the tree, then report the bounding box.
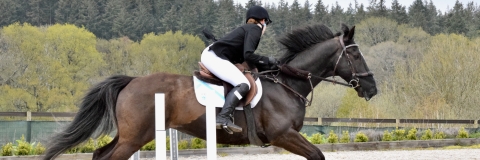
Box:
[0,23,104,112]
[355,17,399,47]
[389,0,408,24]
[444,1,467,35]
[129,31,204,75]
[213,0,238,37]
[313,0,329,24]
[408,0,427,31]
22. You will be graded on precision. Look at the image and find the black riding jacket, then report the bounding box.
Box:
[209,24,269,66]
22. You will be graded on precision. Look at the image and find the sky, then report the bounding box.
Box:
[234,0,478,13]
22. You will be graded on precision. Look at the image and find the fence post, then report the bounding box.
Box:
[474,120,478,128]
[26,111,32,143]
[395,119,400,128]
[317,118,322,126]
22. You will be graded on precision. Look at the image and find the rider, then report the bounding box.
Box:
[200,5,278,133]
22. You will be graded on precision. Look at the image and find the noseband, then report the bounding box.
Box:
[332,34,374,88]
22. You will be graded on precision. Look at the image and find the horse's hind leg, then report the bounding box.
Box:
[271,129,325,160]
[92,135,119,160]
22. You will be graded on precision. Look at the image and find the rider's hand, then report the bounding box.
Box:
[268,57,279,70]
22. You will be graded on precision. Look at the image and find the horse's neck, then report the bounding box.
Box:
[281,41,338,97]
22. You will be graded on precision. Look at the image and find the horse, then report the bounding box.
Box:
[43,24,377,160]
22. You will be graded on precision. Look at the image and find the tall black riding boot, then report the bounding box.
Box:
[216,83,249,134]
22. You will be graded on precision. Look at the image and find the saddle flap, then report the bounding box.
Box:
[195,62,258,105]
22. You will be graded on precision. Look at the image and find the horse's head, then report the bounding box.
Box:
[331,24,377,100]
[278,24,377,101]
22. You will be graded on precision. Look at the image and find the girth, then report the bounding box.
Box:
[194,62,258,105]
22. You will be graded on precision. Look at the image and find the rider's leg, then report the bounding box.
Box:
[201,48,250,133]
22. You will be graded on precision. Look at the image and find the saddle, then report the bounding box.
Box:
[194,62,258,105]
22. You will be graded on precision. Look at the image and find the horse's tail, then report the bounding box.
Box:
[43,75,135,160]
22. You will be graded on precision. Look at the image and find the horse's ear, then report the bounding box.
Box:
[347,26,355,40]
[341,24,350,41]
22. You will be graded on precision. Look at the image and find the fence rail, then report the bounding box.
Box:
[0,112,479,127]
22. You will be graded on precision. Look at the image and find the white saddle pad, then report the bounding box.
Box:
[193,76,262,110]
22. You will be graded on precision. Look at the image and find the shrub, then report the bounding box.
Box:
[190,138,206,149]
[340,131,350,143]
[457,127,469,138]
[97,135,113,148]
[354,132,369,142]
[309,133,324,144]
[1,142,13,156]
[16,135,31,155]
[178,140,189,150]
[300,132,309,141]
[327,130,339,143]
[406,128,418,140]
[382,130,393,141]
[66,146,80,154]
[392,127,406,141]
[141,140,155,151]
[421,129,433,140]
[33,142,46,155]
[469,132,480,138]
[433,131,446,139]
[80,138,96,153]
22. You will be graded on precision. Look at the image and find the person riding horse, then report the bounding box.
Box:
[200,5,278,133]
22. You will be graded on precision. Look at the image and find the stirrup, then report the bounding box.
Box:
[222,124,234,134]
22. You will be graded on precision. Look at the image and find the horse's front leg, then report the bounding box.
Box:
[270,128,325,160]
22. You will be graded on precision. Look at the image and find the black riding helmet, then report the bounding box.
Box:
[245,5,272,25]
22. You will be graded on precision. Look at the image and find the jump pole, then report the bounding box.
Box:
[155,93,167,160]
[206,101,217,160]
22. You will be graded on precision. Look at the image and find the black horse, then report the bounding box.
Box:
[44,24,377,160]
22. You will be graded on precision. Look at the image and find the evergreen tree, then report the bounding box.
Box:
[444,0,467,35]
[424,0,440,35]
[213,0,238,36]
[389,0,408,24]
[313,0,330,25]
[55,0,81,24]
[330,2,345,27]
[355,1,367,24]
[287,0,303,30]
[26,0,57,26]
[408,0,427,31]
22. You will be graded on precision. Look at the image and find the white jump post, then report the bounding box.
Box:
[206,101,217,160]
[155,93,167,160]
[148,93,216,160]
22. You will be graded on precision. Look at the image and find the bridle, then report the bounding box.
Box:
[331,34,374,88]
[258,34,373,107]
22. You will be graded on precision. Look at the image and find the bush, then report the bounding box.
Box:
[406,128,418,140]
[457,127,469,138]
[190,138,206,149]
[97,135,113,148]
[80,138,96,153]
[327,130,338,143]
[300,132,309,141]
[178,140,189,150]
[66,146,80,154]
[469,132,480,138]
[392,127,406,141]
[309,133,324,144]
[340,131,350,143]
[354,132,369,142]
[16,135,31,155]
[33,142,46,155]
[433,131,447,139]
[1,142,13,156]
[141,140,155,151]
[421,129,433,140]
[382,130,393,141]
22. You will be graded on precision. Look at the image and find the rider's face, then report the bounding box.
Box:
[260,19,267,35]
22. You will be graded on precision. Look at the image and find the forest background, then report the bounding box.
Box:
[0,0,479,120]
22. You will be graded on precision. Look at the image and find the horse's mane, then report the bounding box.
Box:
[278,24,335,64]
